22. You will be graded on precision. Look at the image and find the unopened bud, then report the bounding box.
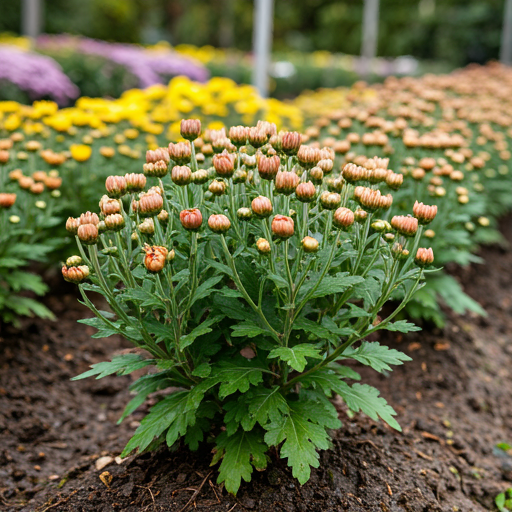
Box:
[139,218,155,235]
[0,193,16,209]
[251,196,273,218]
[275,171,300,195]
[62,265,90,284]
[209,179,227,196]
[168,141,192,165]
[105,176,127,198]
[171,165,192,186]
[213,150,236,177]
[180,208,203,231]
[99,195,121,216]
[180,119,201,141]
[229,126,249,147]
[233,168,247,184]
[258,155,280,180]
[271,215,294,239]
[66,256,82,267]
[125,173,146,192]
[208,214,231,233]
[191,169,209,184]
[237,207,253,221]
[386,172,403,190]
[295,181,316,203]
[157,209,169,225]
[334,207,355,229]
[143,244,168,273]
[391,215,418,237]
[320,191,341,210]
[139,193,163,217]
[104,213,125,232]
[256,238,271,254]
[302,236,319,253]
[248,127,268,148]
[281,132,302,155]
[413,201,437,225]
[415,247,434,267]
[79,211,99,226]
[297,146,320,169]
[309,166,324,184]
[77,223,99,245]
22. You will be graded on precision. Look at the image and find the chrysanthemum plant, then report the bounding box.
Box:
[69,119,437,494]
[0,151,63,324]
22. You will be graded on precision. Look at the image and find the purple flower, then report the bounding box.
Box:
[37,35,209,87]
[0,45,79,104]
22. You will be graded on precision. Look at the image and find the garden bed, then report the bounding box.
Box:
[2,218,512,512]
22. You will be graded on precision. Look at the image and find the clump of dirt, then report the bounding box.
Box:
[2,219,512,511]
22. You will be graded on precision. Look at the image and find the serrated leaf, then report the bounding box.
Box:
[384,320,421,333]
[298,273,364,301]
[231,321,272,339]
[72,354,153,380]
[190,275,224,306]
[353,276,381,308]
[216,429,268,495]
[342,341,412,373]
[268,344,322,372]
[192,362,212,378]
[180,315,223,349]
[248,386,289,427]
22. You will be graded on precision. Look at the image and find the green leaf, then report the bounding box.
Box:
[72,354,154,380]
[190,275,224,306]
[268,344,322,372]
[180,315,223,349]
[6,296,55,320]
[248,386,289,427]
[4,271,48,295]
[78,316,121,338]
[231,321,273,339]
[192,362,212,378]
[122,391,190,456]
[353,276,382,308]
[384,320,421,333]
[298,272,364,300]
[264,402,330,484]
[215,429,268,495]
[342,341,412,373]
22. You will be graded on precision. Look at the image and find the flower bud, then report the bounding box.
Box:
[275,171,300,195]
[256,238,271,254]
[180,119,201,141]
[125,173,146,192]
[419,157,436,170]
[157,209,169,225]
[383,233,395,243]
[104,213,125,232]
[30,182,45,195]
[391,215,418,237]
[0,150,10,164]
[297,146,320,169]
[371,220,387,232]
[251,196,273,218]
[354,209,368,223]
[171,165,192,186]
[333,207,355,229]
[208,214,231,233]
[281,131,302,155]
[44,176,62,190]
[327,176,345,193]
[139,218,155,235]
[258,155,280,180]
[271,215,294,239]
[191,169,209,184]
[66,217,80,234]
[98,220,107,233]
[143,244,168,273]
[248,127,268,148]
[302,236,319,253]
[180,208,203,231]
[413,201,437,225]
[213,150,236,177]
[209,179,227,196]
[100,146,116,158]
[139,192,163,217]
[241,153,257,168]
[385,172,403,190]
[99,195,121,216]
[62,265,90,284]
[66,256,82,267]
[229,126,249,147]
[79,211,100,226]
[77,223,99,245]
[0,193,16,209]
[237,207,253,221]
[19,176,34,189]
[105,175,127,198]
[343,163,368,183]
[295,181,316,203]
[309,166,324,184]
[168,141,192,165]
[317,159,334,174]
[233,168,247,184]
[320,191,341,210]
[415,247,434,267]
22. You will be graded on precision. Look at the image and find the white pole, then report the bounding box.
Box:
[22,0,42,40]
[252,0,274,98]
[501,0,512,65]
[360,0,380,78]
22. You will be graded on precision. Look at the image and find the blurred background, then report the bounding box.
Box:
[0,0,509,102]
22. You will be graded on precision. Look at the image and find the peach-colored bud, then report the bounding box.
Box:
[209,179,227,196]
[139,218,155,235]
[0,193,17,209]
[19,176,34,189]
[256,238,271,254]
[450,170,464,181]
[30,182,45,195]
[281,131,302,155]
[415,247,434,267]
[419,157,436,171]
[320,191,341,210]
[212,136,234,153]
[248,127,268,148]
[180,119,201,141]
[257,120,277,137]
[213,150,236,177]
[385,172,403,190]
[317,159,334,174]
[413,201,437,225]
[62,265,90,284]
[295,181,316,203]
[0,150,10,164]
[208,214,231,233]
[309,166,324,184]
[77,223,99,244]
[342,163,368,183]
[139,192,163,217]
[66,217,80,234]
[251,196,273,218]
[125,173,146,192]
[100,146,115,159]
[104,213,125,232]
[9,169,23,181]
[157,209,169,225]
[391,215,418,237]
[297,145,320,169]
[26,140,41,152]
[229,126,250,146]
[333,207,355,229]
[99,196,121,216]
[105,175,127,198]
[44,176,62,190]
[171,165,192,186]
[180,208,203,231]
[143,244,168,273]
[168,141,192,165]
[79,211,100,226]
[271,215,294,239]
[275,171,300,195]
[32,171,47,182]
[302,236,319,253]
[258,155,280,180]
[143,160,168,178]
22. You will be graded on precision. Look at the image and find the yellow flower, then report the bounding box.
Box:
[123,128,139,139]
[4,114,21,131]
[100,146,116,158]
[70,144,92,162]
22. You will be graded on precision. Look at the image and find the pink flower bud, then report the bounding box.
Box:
[297,145,320,169]
[229,126,249,147]
[320,191,342,210]
[213,150,236,177]
[77,223,99,244]
[0,150,10,164]
[258,155,280,180]
[66,217,80,234]
[143,244,168,273]
[0,193,16,209]
[79,211,99,226]
[275,171,300,195]
[251,196,273,218]
[99,195,121,216]
[391,215,419,237]
[343,163,368,183]
[104,213,125,232]
[271,215,294,239]
[180,119,201,141]
[295,181,316,202]
[168,141,192,165]
[386,172,404,190]
[413,201,438,225]
[139,192,164,217]
[208,214,231,233]
[415,247,434,267]
[333,207,355,229]
[171,165,192,186]
[281,131,302,155]
[105,175,127,198]
[248,127,268,148]
[62,265,90,284]
[125,173,146,192]
[180,208,203,231]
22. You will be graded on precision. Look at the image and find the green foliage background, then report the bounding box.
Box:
[0,0,506,67]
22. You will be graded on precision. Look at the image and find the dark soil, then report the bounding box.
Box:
[2,219,512,511]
